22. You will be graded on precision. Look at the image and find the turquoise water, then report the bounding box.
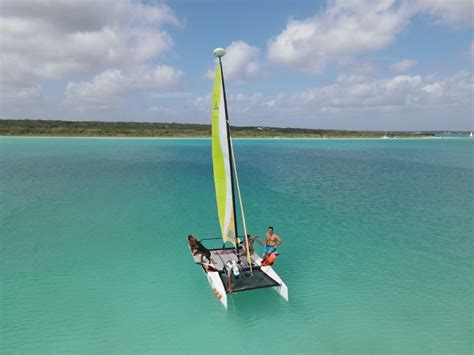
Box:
[1,137,472,354]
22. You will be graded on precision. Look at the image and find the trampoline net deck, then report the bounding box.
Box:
[220,268,280,293]
[210,248,280,293]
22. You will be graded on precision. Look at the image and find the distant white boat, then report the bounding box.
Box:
[470,132,473,138]
[380,131,390,139]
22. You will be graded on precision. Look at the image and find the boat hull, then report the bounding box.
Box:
[206,270,228,309]
[189,243,288,308]
[255,255,289,301]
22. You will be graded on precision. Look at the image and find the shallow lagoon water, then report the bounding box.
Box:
[1,137,472,354]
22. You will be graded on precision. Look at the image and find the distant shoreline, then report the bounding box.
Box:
[2,135,467,141]
[0,119,447,138]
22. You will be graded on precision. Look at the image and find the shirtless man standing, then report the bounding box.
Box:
[261,226,282,258]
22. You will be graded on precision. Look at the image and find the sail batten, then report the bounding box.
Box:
[212,62,236,244]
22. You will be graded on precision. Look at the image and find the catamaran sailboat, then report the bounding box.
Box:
[187,48,288,309]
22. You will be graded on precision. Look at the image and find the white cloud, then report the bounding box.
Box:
[336,62,377,83]
[267,0,472,74]
[0,1,179,78]
[414,0,473,28]
[389,59,418,72]
[197,71,473,128]
[0,85,42,106]
[65,66,184,108]
[151,92,193,99]
[163,68,474,130]
[422,82,442,95]
[232,93,264,103]
[205,41,260,84]
[149,106,177,116]
[287,72,471,110]
[192,93,212,111]
[0,0,181,109]
[267,0,412,73]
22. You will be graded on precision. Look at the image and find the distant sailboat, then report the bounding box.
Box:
[470,132,473,138]
[187,48,288,309]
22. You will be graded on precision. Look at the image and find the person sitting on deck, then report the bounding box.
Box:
[240,234,265,257]
[261,226,282,259]
[187,235,212,264]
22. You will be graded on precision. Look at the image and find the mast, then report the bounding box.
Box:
[218,56,240,256]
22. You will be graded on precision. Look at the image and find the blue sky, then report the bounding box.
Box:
[0,0,472,130]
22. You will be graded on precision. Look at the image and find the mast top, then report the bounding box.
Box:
[213,48,226,58]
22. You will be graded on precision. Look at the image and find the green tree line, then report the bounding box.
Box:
[0,119,431,138]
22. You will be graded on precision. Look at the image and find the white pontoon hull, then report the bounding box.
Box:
[190,246,288,309]
[206,270,228,308]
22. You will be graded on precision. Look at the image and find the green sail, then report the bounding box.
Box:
[211,63,236,244]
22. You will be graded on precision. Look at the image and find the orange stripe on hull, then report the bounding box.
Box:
[213,288,221,299]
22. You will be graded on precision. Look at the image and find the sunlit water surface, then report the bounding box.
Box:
[1,137,472,354]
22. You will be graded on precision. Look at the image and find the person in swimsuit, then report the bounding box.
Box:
[261,226,282,258]
[187,235,212,264]
[240,234,265,257]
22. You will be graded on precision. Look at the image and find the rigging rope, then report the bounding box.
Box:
[229,138,252,273]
